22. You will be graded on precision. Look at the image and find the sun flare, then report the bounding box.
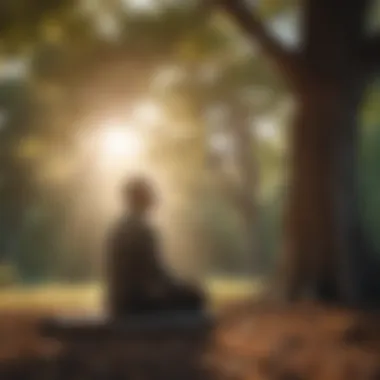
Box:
[101,127,143,159]
[97,122,144,163]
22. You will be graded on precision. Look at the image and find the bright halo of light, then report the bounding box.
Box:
[255,118,278,141]
[80,120,151,217]
[123,0,157,12]
[100,125,143,160]
[133,100,163,127]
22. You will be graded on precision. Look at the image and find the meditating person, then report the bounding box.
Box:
[106,176,204,317]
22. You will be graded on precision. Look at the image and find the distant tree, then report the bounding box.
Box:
[147,8,289,274]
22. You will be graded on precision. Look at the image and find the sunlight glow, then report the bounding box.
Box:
[123,0,158,12]
[133,100,163,127]
[85,122,152,218]
[100,126,143,161]
[95,13,121,41]
[209,133,233,154]
[255,118,277,141]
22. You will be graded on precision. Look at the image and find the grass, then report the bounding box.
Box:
[0,276,263,314]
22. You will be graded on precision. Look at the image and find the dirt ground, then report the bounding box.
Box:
[0,302,379,380]
[211,303,380,380]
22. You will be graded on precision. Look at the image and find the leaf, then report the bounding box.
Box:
[15,136,45,160]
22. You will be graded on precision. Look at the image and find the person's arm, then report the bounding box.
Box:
[142,226,175,293]
[134,227,157,289]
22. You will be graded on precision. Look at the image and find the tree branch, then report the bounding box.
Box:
[214,0,303,87]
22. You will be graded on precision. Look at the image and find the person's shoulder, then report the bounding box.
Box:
[122,214,153,235]
[108,215,138,246]
[112,213,153,236]
[109,215,131,237]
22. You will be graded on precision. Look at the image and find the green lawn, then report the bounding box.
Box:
[0,277,264,314]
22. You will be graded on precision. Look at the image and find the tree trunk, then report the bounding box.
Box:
[231,105,262,274]
[275,0,380,307]
[219,0,380,306]
[278,77,380,306]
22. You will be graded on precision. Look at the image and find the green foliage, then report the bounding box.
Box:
[0,0,75,52]
[0,264,19,287]
[256,0,300,18]
[359,83,380,255]
[0,0,291,281]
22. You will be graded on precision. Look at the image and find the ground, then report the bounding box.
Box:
[211,303,380,379]
[0,279,380,379]
[0,278,259,363]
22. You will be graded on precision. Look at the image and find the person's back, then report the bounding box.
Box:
[106,177,205,317]
[107,213,164,313]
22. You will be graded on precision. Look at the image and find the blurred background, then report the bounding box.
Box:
[0,0,379,310]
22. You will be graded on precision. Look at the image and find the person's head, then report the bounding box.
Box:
[121,177,156,215]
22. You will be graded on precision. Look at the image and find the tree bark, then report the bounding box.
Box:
[276,0,380,307]
[278,78,360,302]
